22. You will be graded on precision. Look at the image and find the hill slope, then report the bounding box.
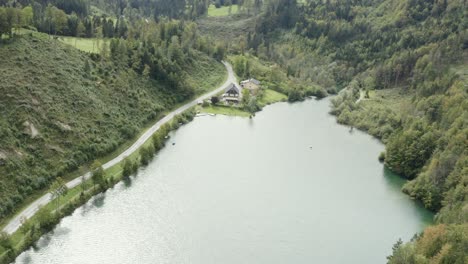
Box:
[241,0,467,262]
[0,34,225,222]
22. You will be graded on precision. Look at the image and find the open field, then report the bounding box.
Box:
[197,13,256,42]
[200,105,250,117]
[3,29,104,54]
[207,4,239,17]
[59,37,107,53]
[258,89,287,106]
[358,87,413,116]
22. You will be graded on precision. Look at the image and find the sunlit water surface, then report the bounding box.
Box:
[15,98,433,264]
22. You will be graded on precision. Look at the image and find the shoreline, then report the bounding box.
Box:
[11,98,432,264]
[0,61,236,264]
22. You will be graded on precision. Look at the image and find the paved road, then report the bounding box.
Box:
[2,61,236,235]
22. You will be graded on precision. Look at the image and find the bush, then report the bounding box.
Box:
[378,152,386,162]
[0,232,13,251]
[211,96,220,105]
[36,207,59,232]
[139,146,154,166]
[122,159,134,178]
[152,133,163,151]
[287,88,304,102]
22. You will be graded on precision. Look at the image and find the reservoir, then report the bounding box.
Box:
[15,98,433,264]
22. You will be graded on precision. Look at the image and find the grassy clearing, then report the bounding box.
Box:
[258,89,287,106]
[59,37,107,53]
[359,87,413,116]
[207,4,239,17]
[5,28,48,40]
[200,105,250,117]
[7,28,104,54]
[197,13,256,42]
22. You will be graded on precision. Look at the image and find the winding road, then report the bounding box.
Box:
[2,61,236,235]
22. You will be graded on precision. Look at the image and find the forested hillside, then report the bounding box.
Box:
[0,0,211,39]
[0,12,225,226]
[233,0,467,262]
[0,0,466,263]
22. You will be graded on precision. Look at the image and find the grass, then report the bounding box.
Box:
[258,89,287,106]
[4,28,49,40]
[207,4,239,17]
[359,87,413,116]
[200,105,251,117]
[59,36,108,53]
[197,12,257,42]
[6,29,104,54]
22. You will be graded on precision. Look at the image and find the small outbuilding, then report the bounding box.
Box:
[240,78,261,94]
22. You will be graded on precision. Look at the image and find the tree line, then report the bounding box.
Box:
[215,0,467,262]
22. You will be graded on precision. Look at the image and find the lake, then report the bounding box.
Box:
[14,98,433,264]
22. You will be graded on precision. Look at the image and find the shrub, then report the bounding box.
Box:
[211,96,220,105]
[122,158,134,178]
[378,152,386,162]
[287,88,304,102]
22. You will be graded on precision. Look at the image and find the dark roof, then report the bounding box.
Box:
[225,83,240,94]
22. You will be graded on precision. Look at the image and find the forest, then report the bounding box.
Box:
[0,0,467,263]
[0,0,211,39]
[249,0,466,262]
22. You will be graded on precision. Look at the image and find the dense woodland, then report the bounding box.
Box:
[0,0,467,263]
[249,0,467,262]
[0,0,212,39]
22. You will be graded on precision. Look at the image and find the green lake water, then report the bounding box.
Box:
[15,98,433,264]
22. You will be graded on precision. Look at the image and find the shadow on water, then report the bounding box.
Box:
[78,192,107,217]
[382,166,434,225]
[92,193,106,208]
[34,233,53,251]
[248,116,255,127]
[17,254,32,264]
[17,222,73,262]
[382,166,407,192]
[123,177,133,188]
[80,202,92,217]
[80,174,137,217]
